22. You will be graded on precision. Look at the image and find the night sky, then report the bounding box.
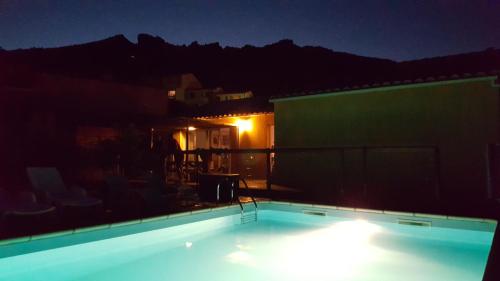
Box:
[1,0,499,61]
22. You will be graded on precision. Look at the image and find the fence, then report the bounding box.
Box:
[180,145,441,205]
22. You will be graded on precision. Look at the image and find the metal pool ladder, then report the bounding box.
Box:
[237,178,258,224]
[240,203,258,224]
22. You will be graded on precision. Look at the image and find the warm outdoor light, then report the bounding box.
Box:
[234,119,252,133]
[188,126,196,131]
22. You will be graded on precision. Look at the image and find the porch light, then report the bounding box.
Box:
[234,119,252,133]
[188,126,196,131]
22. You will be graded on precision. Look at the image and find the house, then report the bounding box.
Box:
[164,73,253,106]
[270,74,500,204]
[163,73,204,104]
[148,73,269,182]
[152,97,273,181]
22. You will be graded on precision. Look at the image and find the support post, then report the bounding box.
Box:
[185,124,189,178]
[339,148,345,200]
[362,147,368,198]
[434,146,441,200]
[266,149,271,192]
[485,144,493,199]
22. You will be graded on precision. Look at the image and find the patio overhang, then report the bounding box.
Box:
[151,117,234,130]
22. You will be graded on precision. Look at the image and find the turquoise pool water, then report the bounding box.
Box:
[0,207,496,281]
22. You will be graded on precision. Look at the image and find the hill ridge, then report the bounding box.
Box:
[1,33,498,96]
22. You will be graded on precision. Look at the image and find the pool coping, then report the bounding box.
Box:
[0,205,239,245]
[0,201,497,258]
[261,201,498,223]
[258,201,497,232]
[0,205,243,257]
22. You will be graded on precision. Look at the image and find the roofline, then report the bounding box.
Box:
[270,76,498,103]
[193,111,274,119]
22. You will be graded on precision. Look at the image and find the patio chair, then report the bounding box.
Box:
[26,167,102,210]
[0,188,56,217]
[0,188,56,235]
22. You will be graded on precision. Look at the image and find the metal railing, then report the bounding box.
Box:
[179,145,441,204]
[240,178,258,209]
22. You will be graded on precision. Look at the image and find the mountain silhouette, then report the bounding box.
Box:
[1,34,499,96]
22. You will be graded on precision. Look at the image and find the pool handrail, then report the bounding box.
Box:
[234,177,258,223]
[239,177,258,209]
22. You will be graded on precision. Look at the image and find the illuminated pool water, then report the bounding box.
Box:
[0,202,496,281]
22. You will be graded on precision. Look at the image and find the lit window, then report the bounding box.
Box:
[168,90,176,98]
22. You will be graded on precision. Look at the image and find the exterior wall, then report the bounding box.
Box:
[182,89,214,106]
[198,113,274,179]
[199,113,274,149]
[217,91,253,102]
[180,88,254,105]
[174,131,187,151]
[272,77,499,202]
[165,73,204,104]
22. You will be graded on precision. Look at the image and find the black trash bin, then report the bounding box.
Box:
[198,173,239,203]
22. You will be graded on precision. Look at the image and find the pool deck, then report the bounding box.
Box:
[2,186,500,239]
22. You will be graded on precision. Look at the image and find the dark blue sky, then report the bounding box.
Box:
[1,0,499,61]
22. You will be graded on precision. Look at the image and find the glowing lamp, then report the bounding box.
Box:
[188,126,196,131]
[234,119,252,133]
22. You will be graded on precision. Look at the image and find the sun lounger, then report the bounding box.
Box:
[0,188,56,217]
[26,167,102,210]
[0,188,56,235]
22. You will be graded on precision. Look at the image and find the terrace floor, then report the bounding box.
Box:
[2,177,500,242]
[242,179,301,193]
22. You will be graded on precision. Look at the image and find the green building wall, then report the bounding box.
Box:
[271,77,499,203]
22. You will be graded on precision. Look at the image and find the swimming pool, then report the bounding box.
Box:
[0,201,497,281]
